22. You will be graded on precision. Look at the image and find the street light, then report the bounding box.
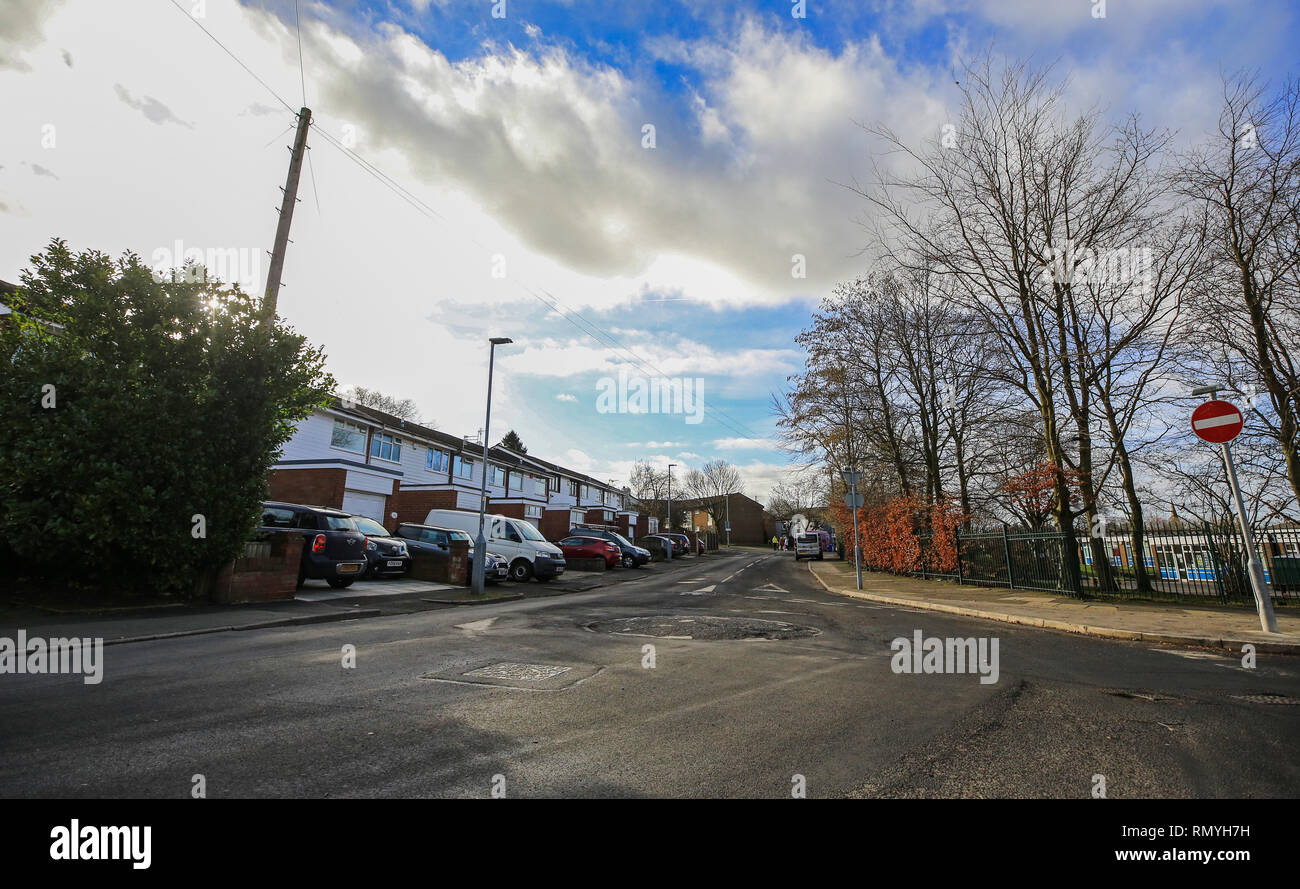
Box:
[472,336,512,596]
[666,463,676,561]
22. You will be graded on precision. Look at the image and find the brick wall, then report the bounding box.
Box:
[212,531,303,604]
[268,468,347,509]
[386,488,461,531]
[408,539,470,585]
[541,510,571,541]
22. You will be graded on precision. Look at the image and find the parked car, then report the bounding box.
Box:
[568,526,651,568]
[423,509,565,582]
[395,523,508,584]
[259,501,367,589]
[557,535,622,568]
[348,516,412,579]
[650,534,687,557]
[661,533,695,556]
[795,532,824,561]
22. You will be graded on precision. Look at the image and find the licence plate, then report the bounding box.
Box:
[339,563,360,574]
[386,560,403,567]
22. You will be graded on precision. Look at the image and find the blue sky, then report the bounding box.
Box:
[2,0,1297,498]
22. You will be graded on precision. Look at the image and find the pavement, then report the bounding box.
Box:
[809,558,1300,654]
[0,551,722,645]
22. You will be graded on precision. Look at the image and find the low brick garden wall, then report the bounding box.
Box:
[409,540,470,585]
[212,530,303,604]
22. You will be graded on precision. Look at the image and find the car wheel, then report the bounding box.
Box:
[509,559,534,582]
[622,554,635,569]
[327,578,355,589]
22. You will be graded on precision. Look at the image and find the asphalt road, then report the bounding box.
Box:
[3,549,1299,798]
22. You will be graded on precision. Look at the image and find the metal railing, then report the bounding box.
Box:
[857,521,1300,605]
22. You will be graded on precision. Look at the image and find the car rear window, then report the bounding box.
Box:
[324,515,357,531]
[261,507,295,528]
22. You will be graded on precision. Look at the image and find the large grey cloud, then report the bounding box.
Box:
[297,20,947,304]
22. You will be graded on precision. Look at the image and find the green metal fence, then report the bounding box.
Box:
[861,521,1300,605]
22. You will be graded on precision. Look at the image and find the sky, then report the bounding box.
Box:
[2,0,1297,502]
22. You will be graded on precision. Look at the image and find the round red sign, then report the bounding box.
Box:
[1191,400,1244,444]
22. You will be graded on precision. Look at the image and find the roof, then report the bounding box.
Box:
[325,397,626,492]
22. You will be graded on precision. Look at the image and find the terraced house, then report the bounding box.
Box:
[268,398,657,541]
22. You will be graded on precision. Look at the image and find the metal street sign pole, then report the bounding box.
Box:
[1222,439,1279,633]
[1191,387,1277,633]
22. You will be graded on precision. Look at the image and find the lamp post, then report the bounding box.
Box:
[472,337,512,595]
[666,463,676,561]
[725,492,731,548]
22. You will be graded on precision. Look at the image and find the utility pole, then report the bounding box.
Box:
[263,107,312,320]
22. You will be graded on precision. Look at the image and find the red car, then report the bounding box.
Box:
[557,535,622,568]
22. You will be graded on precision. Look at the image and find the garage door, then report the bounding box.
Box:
[341,490,387,522]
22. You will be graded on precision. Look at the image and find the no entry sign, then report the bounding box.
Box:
[1191,400,1244,444]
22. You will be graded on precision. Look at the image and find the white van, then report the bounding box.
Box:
[422,509,566,582]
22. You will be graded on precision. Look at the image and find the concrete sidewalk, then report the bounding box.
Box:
[808,559,1300,654]
[0,598,382,647]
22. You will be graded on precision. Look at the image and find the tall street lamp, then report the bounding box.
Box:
[666,463,676,561]
[472,336,512,595]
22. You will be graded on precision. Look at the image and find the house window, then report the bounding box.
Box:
[525,505,543,519]
[568,479,579,497]
[453,456,474,479]
[580,484,589,501]
[510,473,523,492]
[602,510,614,522]
[534,477,547,496]
[330,419,367,454]
[426,448,449,472]
[370,432,401,462]
[488,465,504,486]
[570,509,585,527]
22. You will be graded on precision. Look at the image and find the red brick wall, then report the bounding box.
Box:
[617,515,637,537]
[490,502,526,520]
[212,532,303,604]
[584,508,614,525]
[408,539,470,585]
[268,468,347,509]
[541,510,572,541]
[387,488,461,531]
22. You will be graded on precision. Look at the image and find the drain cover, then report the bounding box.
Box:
[420,660,598,689]
[1231,693,1300,705]
[465,662,571,681]
[587,614,819,640]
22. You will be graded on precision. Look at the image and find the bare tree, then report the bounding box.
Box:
[341,386,425,424]
[1176,72,1300,507]
[683,459,744,527]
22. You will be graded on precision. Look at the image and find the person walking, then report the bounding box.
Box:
[771,535,779,551]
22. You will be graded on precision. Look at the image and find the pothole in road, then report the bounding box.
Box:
[1230,693,1300,705]
[585,614,820,641]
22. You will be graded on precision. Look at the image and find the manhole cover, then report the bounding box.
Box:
[586,614,819,640]
[1231,693,1300,705]
[464,662,571,681]
[419,660,599,689]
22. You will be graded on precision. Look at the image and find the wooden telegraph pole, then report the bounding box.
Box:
[263,107,312,319]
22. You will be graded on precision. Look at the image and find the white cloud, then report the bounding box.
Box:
[713,437,779,450]
[555,392,578,402]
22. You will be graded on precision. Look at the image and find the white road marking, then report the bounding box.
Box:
[1192,414,1240,430]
